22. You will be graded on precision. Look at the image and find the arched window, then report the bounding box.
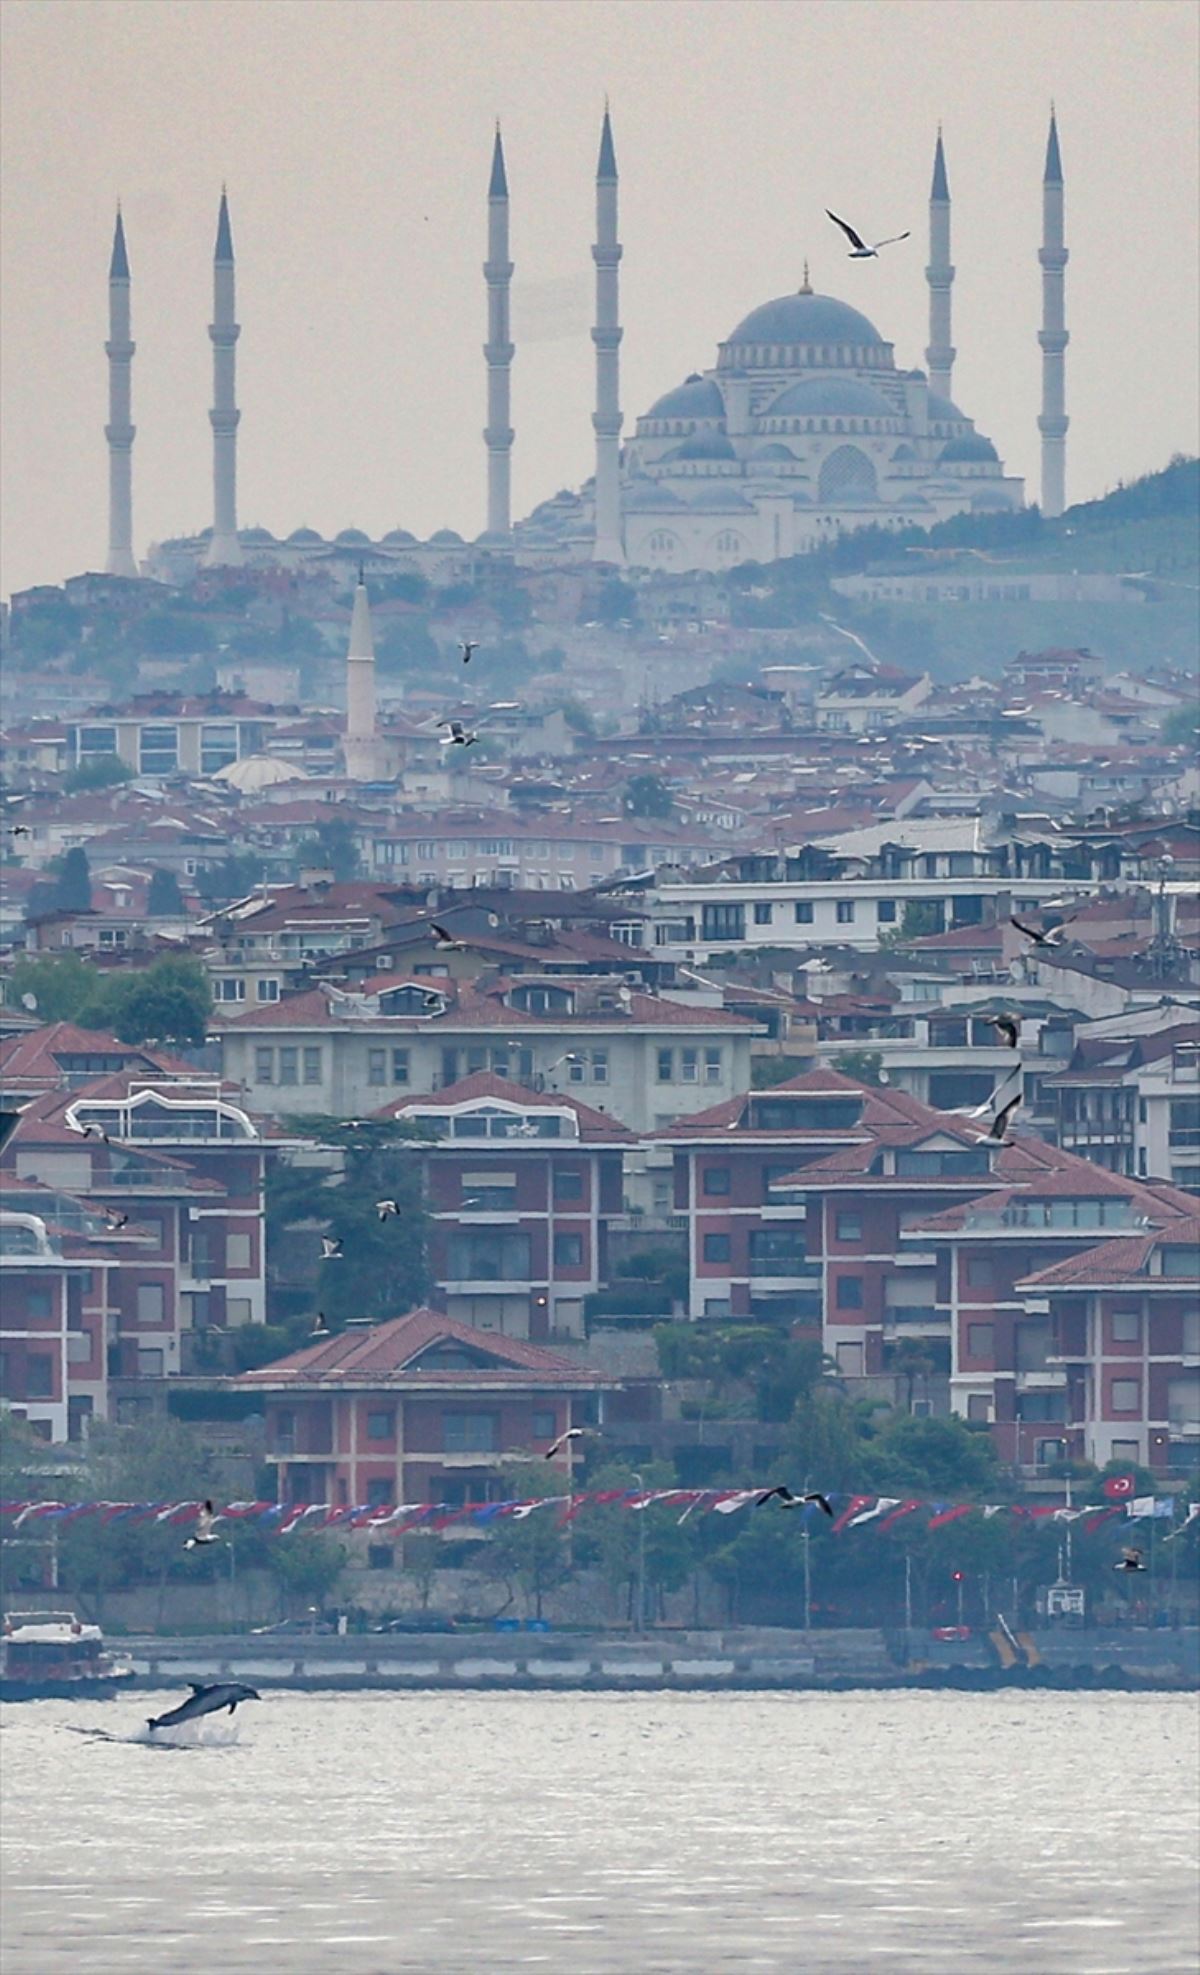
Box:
[818,445,878,504]
[714,530,745,559]
[647,531,679,561]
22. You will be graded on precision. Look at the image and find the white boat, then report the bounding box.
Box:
[1,1610,135,1700]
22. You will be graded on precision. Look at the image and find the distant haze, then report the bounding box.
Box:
[1,0,1197,597]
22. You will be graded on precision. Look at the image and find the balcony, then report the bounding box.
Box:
[748,1258,817,1280]
[884,1306,947,1330]
[1016,1368,1068,1391]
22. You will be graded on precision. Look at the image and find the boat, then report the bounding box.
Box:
[1,1610,135,1700]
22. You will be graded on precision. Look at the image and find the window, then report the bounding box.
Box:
[214,978,246,1002]
[750,1228,807,1273]
[1111,1379,1140,1414]
[136,1284,165,1326]
[139,724,178,775]
[1111,1310,1141,1344]
[367,1545,394,1570]
[704,1048,722,1085]
[303,1047,322,1085]
[447,1231,531,1281]
[137,1348,164,1378]
[553,1232,584,1268]
[657,1049,673,1083]
[703,1166,731,1196]
[367,1049,387,1087]
[568,1055,586,1084]
[25,1354,54,1398]
[967,1394,993,1423]
[836,1212,862,1242]
[836,901,855,924]
[367,1478,393,1508]
[256,979,280,1002]
[681,1048,699,1083]
[1111,1439,1141,1464]
[553,1169,584,1204]
[227,1298,252,1326]
[754,902,774,925]
[24,1286,52,1320]
[278,1047,298,1086]
[967,1323,994,1359]
[391,1048,410,1085]
[532,1408,557,1442]
[967,1257,994,1288]
[877,899,897,924]
[443,1412,497,1452]
[591,1049,609,1085]
[254,1047,273,1085]
[703,1233,731,1264]
[226,1233,252,1271]
[1161,1246,1197,1278]
[367,1409,395,1441]
[836,1341,864,1377]
[701,902,745,943]
[895,1148,990,1177]
[794,901,814,924]
[836,1274,863,1309]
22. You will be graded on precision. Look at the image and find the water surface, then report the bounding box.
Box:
[2,1689,1196,1973]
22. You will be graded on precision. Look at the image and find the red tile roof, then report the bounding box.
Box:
[372,1070,636,1141]
[215,976,755,1033]
[238,1307,606,1386]
[1018,1218,1200,1289]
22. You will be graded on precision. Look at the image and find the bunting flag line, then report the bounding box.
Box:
[0,1491,1189,1539]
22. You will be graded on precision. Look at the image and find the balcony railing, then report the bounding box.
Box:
[884,1306,946,1326]
[747,1257,817,1278]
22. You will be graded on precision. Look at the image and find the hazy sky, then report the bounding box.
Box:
[2,0,1197,598]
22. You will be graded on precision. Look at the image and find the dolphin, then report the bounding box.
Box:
[147,1681,260,1732]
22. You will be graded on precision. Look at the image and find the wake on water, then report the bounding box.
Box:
[65,1719,243,1750]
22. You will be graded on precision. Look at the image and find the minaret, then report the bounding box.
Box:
[591,104,624,565]
[1038,108,1069,518]
[343,568,379,780]
[483,125,514,537]
[205,189,243,566]
[105,209,138,578]
[925,128,955,401]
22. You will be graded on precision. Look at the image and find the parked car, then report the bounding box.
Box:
[250,1616,336,1636]
[370,1614,458,1634]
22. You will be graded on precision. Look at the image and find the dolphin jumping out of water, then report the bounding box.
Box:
[147,1681,260,1732]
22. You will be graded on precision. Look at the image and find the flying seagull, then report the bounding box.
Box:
[428,922,465,950]
[422,992,443,1011]
[70,1120,109,1143]
[988,1093,1021,1141]
[439,720,478,748]
[755,1485,834,1516]
[321,1236,344,1260]
[1114,1547,1146,1573]
[544,1426,599,1459]
[826,210,910,258]
[1010,915,1071,949]
[184,1501,221,1551]
[987,1014,1020,1049]
[5,824,30,838]
[459,640,478,665]
[105,1212,129,1232]
[376,1199,401,1221]
[310,1312,331,1338]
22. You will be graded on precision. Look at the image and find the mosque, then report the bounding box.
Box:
[113,115,1069,585]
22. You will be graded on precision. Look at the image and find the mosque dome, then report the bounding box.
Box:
[624,480,687,511]
[767,378,896,418]
[646,375,726,419]
[287,527,325,544]
[214,754,309,792]
[428,528,465,545]
[927,394,968,424]
[940,433,1000,463]
[381,528,418,544]
[239,527,277,544]
[334,528,372,545]
[664,432,736,461]
[685,485,754,510]
[725,291,884,350]
[752,442,799,460]
[970,486,1015,510]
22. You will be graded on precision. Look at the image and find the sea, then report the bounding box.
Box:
[1,1689,1196,1974]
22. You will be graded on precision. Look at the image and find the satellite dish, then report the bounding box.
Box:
[20,993,37,1012]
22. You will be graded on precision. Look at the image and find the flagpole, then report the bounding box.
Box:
[1064,1468,1073,1583]
[803,1528,812,1640]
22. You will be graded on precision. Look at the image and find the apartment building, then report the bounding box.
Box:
[1048,1023,1200,1189]
[0,1177,126,1442]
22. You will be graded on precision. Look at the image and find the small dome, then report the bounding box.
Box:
[686,485,753,511]
[941,433,999,464]
[428,528,465,545]
[971,487,1015,511]
[381,528,418,545]
[646,375,725,420]
[239,526,277,544]
[897,492,933,508]
[334,528,372,546]
[624,480,687,511]
[752,442,798,460]
[927,394,967,423]
[664,432,736,462]
[214,754,309,792]
[726,291,884,349]
[287,527,325,544]
[768,378,896,418]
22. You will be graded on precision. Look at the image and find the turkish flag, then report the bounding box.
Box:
[1103,1473,1136,1499]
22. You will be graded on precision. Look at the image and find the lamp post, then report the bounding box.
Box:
[802,1528,812,1639]
[631,1469,647,1635]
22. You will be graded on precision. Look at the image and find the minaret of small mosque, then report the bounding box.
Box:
[925,128,955,401]
[1038,108,1069,519]
[105,208,138,578]
[343,567,379,780]
[205,189,243,566]
[591,103,624,565]
[483,124,514,536]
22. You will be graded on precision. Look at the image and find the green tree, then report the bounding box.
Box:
[97,956,211,1046]
[265,1531,347,1618]
[483,1463,571,1619]
[303,819,360,883]
[195,853,267,905]
[146,868,185,916]
[624,772,674,820]
[9,952,105,1024]
[54,846,92,914]
[833,1050,884,1085]
[64,754,133,793]
[1161,703,1199,746]
[273,1116,432,1326]
[859,1413,1002,1498]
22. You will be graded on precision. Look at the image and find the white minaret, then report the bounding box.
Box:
[483,125,514,537]
[343,568,379,780]
[1038,109,1069,519]
[105,209,137,578]
[205,189,243,566]
[925,128,955,402]
[591,105,624,565]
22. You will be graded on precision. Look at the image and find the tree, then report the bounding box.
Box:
[859,1413,1002,1498]
[64,754,133,793]
[1161,703,1199,747]
[303,819,360,883]
[482,1463,571,1619]
[195,853,267,905]
[147,868,185,916]
[101,956,210,1046]
[9,952,106,1024]
[265,1531,347,1618]
[890,1338,937,1413]
[833,1050,884,1086]
[271,1116,432,1326]
[54,846,92,914]
[624,772,674,821]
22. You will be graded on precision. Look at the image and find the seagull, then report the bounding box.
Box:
[310,1312,331,1338]
[459,640,478,665]
[544,1426,596,1459]
[1010,915,1071,949]
[376,1199,401,1220]
[755,1485,834,1515]
[439,720,479,748]
[105,1212,129,1232]
[428,922,465,950]
[338,1119,370,1132]
[988,1093,1021,1140]
[1114,1547,1146,1573]
[321,1236,344,1260]
[184,1501,221,1550]
[987,1014,1020,1049]
[422,992,443,1010]
[5,824,30,838]
[826,210,910,258]
[69,1120,109,1143]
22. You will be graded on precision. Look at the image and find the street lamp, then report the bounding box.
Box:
[952,1569,965,1630]
[630,1470,647,1635]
